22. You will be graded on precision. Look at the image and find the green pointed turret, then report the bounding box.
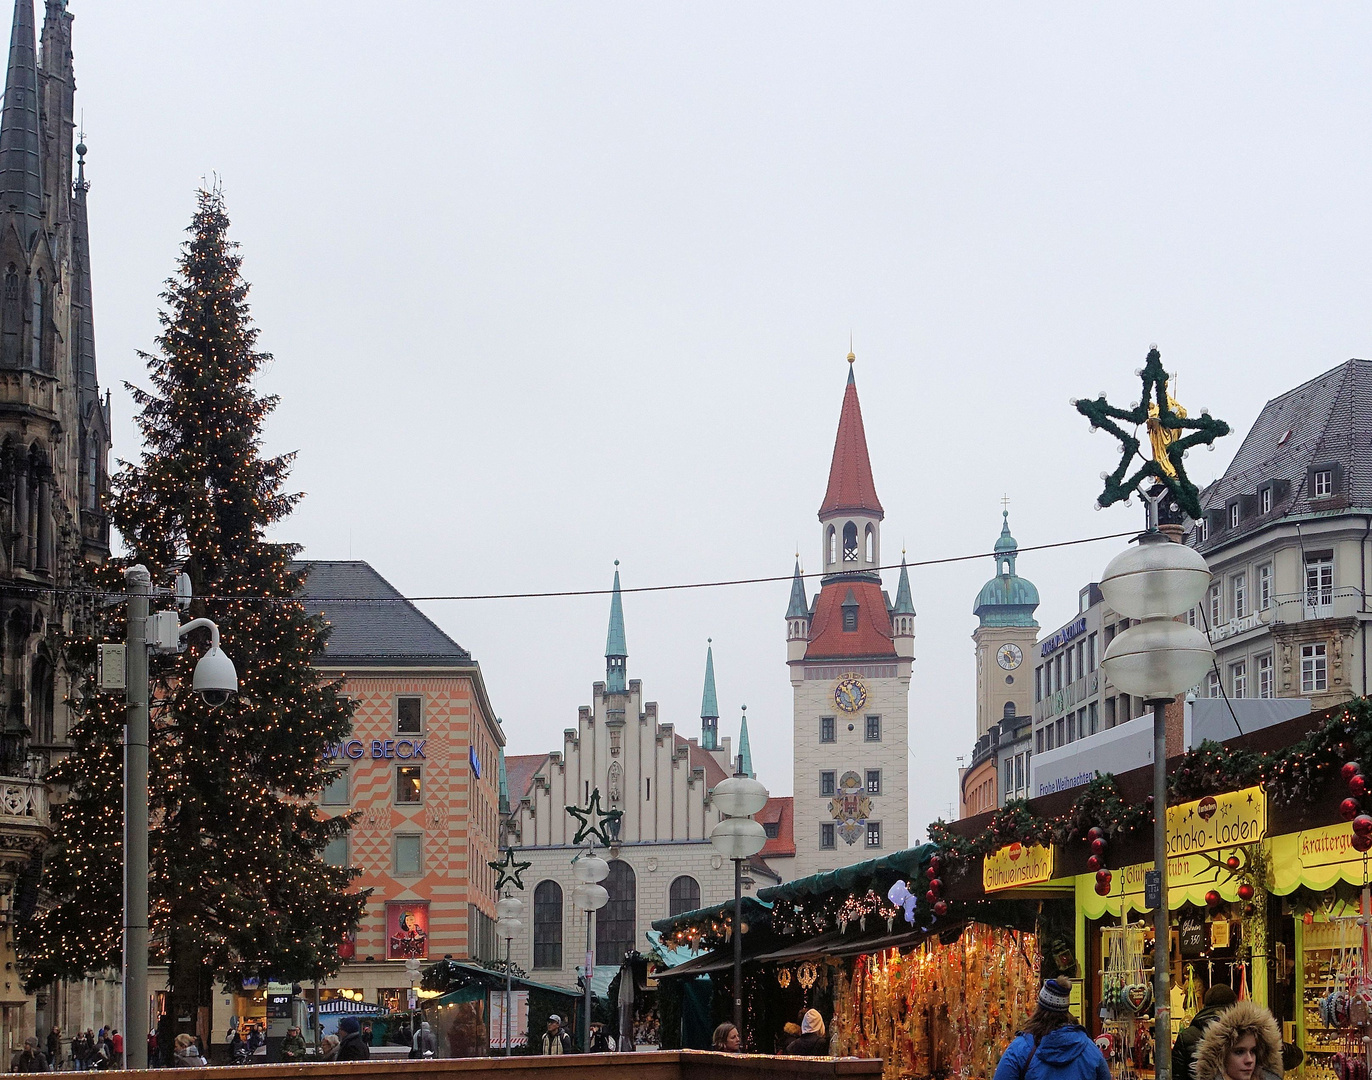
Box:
[605,561,627,692]
[497,741,509,816]
[700,640,719,750]
[737,705,754,779]
[786,560,809,619]
[893,555,915,616]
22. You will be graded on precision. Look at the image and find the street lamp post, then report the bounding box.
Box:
[1099,511,1214,1080]
[572,851,609,1052]
[120,565,238,1071]
[495,896,525,1056]
[709,756,769,1043]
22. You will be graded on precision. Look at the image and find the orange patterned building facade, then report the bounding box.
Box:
[301,562,504,1014]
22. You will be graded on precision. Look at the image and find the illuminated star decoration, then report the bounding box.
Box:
[488,847,532,893]
[565,787,623,848]
[1074,347,1230,521]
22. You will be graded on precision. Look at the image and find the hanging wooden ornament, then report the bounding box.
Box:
[777,967,792,989]
[798,961,818,991]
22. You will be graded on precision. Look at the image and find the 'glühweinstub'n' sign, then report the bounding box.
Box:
[983,842,1055,892]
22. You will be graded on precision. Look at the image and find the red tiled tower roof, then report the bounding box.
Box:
[805,580,896,659]
[819,365,884,520]
[757,796,795,858]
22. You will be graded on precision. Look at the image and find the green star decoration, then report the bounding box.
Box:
[565,787,623,847]
[489,847,531,893]
[1075,346,1230,521]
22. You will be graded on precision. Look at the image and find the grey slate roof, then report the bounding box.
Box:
[292,560,471,665]
[1193,358,1372,551]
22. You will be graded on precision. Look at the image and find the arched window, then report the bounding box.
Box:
[1003,701,1017,720]
[668,875,700,917]
[30,657,53,744]
[533,880,563,969]
[842,522,858,562]
[595,860,636,965]
[865,524,875,563]
[30,271,42,370]
[827,526,836,566]
[1,265,18,367]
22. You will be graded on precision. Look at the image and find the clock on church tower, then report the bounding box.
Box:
[971,509,1040,738]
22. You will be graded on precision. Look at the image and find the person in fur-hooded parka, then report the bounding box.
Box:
[1192,1000,1283,1080]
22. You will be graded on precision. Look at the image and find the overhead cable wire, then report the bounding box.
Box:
[0,527,1143,606]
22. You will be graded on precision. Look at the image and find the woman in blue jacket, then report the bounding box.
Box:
[994,979,1111,1080]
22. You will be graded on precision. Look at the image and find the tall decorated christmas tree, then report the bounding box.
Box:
[18,188,367,1030]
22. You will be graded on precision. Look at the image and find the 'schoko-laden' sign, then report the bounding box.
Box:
[1166,786,1266,857]
[984,842,1055,892]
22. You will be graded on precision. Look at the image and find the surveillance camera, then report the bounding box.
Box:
[192,645,238,708]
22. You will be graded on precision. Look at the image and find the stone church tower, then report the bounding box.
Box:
[788,353,911,877]
[971,511,1039,738]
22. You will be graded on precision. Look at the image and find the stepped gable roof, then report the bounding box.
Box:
[294,560,471,665]
[758,796,795,858]
[677,733,729,787]
[804,579,896,660]
[504,753,549,803]
[1196,358,1372,548]
[819,365,884,520]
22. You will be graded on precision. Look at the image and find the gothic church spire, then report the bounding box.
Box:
[699,639,718,750]
[0,0,43,245]
[737,705,754,779]
[605,561,627,693]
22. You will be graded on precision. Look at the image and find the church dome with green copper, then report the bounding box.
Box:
[974,511,1040,627]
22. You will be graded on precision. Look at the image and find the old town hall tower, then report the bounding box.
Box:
[787,353,911,877]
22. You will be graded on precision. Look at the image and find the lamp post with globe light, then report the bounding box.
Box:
[573,851,610,1051]
[495,896,526,1055]
[709,754,769,1042]
[1076,350,1228,1080]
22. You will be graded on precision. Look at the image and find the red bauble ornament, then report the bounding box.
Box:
[1244,903,1256,916]
[1096,869,1111,885]
[1087,855,1101,872]
[1355,833,1372,854]
[925,890,936,904]
[1226,855,1241,870]
[1091,838,1107,856]
[1355,815,1372,837]
[1145,795,1155,807]
[1087,826,1103,842]
[929,855,941,872]
[1344,761,1362,782]
[1351,774,1368,797]
[933,900,948,917]
[926,866,938,880]
[1237,883,1254,902]
[1205,890,1222,908]
[929,878,941,895]
[1094,881,1111,897]
[1342,798,1360,821]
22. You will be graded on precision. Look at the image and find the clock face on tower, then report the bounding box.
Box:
[996,643,1024,670]
[833,675,868,713]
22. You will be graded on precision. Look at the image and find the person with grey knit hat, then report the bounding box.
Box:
[993,979,1111,1080]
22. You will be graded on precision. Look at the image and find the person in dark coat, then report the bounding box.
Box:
[785,1010,830,1056]
[993,978,1111,1080]
[1192,1000,1284,1080]
[1173,985,1239,1080]
[14,1037,48,1073]
[337,1017,371,1061]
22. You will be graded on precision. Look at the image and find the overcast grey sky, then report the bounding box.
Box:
[76,3,1372,835]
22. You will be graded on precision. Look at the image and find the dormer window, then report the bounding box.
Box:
[1196,519,1207,542]
[1313,469,1333,498]
[1228,503,1240,529]
[1259,487,1272,514]
[841,588,859,632]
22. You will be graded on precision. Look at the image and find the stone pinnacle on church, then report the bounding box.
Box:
[737,705,754,779]
[605,561,627,693]
[0,0,44,245]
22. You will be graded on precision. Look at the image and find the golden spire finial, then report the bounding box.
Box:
[847,332,855,364]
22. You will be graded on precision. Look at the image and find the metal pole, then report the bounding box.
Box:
[313,979,320,1059]
[123,566,151,1071]
[733,857,743,1040]
[1152,699,1171,1080]
[504,937,512,1056]
[583,910,594,1052]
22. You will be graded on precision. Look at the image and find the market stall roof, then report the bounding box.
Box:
[649,895,772,936]
[652,948,735,980]
[757,843,934,903]
[421,960,582,1002]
